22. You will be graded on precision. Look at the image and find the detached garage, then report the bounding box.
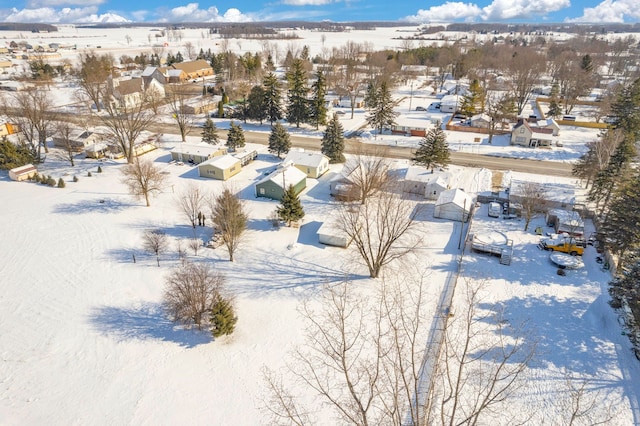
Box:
[198,155,241,180]
[9,164,37,181]
[434,189,473,222]
[255,162,307,201]
[317,222,351,248]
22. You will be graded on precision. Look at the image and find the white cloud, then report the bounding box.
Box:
[565,0,640,23]
[404,2,482,23]
[27,0,105,7]
[481,0,569,21]
[156,3,253,22]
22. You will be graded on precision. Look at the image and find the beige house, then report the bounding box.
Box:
[283,149,330,179]
[511,119,554,147]
[198,155,241,180]
[171,60,214,80]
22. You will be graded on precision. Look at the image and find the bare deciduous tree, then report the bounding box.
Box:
[513,182,546,231]
[166,83,194,142]
[426,281,537,425]
[143,229,168,267]
[163,261,225,329]
[75,51,113,113]
[121,157,167,207]
[53,121,77,167]
[209,188,248,262]
[341,146,391,205]
[337,188,421,278]
[177,183,205,228]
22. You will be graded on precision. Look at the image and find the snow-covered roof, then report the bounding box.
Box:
[404,166,449,185]
[258,163,307,188]
[200,154,240,169]
[435,188,473,207]
[141,66,158,77]
[170,143,220,157]
[283,149,329,169]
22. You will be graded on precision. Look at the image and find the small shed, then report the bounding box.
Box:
[283,149,330,178]
[170,143,225,164]
[434,189,473,222]
[470,113,491,129]
[9,163,37,181]
[545,209,584,237]
[256,162,307,201]
[198,155,241,180]
[317,222,351,248]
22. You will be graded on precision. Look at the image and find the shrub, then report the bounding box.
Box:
[210,295,238,338]
[97,165,103,173]
[73,175,78,182]
[57,178,65,188]
[46,176,56,186]
[87,171,92,177]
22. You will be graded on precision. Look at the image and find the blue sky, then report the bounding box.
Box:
[1,0,639,24]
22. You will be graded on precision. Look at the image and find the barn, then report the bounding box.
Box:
[255,162,307,201]
[198,155,241,180]
[9,164,37,181]
[434,189,473,222]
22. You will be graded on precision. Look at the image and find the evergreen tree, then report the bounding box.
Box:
[0,136,34,170]
[547,82,562,119]
[175,51,184,63]
[412,122,450,172]
[589,133,636,212]
[201,117,219,145]
[321,113,346,163]
[366,81,398,137]
[268,122,291,158]
[460,79,484,117]
[247,85,267,124]
[610,77,640,139]
[225,121,246,152]
[277,184,305,226]
[580,54,594,73]
[263,72,283,125]
[286,59,309,128]
[210,295,238,338]
[309,70,328,130]
[363,80,379,109]
[599,170,640,268]
[57,177,65,188]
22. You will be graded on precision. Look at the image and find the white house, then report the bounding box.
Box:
[403,166,449,199]
[283,149,330,179]
[170,143,226,164]
[537,118,560,136]
[434,189,473,222]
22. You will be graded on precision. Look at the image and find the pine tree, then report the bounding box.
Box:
[225,121,246,152]
[263,72,283,125]
[547,82,562,119]
[610,77,640,139]
[460,79,484,117]
[589,133,636,212]
[247,85,267,124]
[201,117,219,145]
[599,170,640,268]
[413,123,450,172]
[309,70,328,130]
[363,80,379,109]
[268,122,291,158]
[366,81,398,137]
[321,113,346,163]
[210,295,238,338]
[286,59,309,128]
[277,184,305,226]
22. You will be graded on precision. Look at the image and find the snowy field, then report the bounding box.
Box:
[0,24,636,424]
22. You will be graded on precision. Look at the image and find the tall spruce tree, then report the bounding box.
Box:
[589,132,636,212]
[262,72,283,125]
[201,117,219,145]
[413,122,450,172]
[547,82,562,119]
[321,113,346,163]
[309,70,328,130]
[611,77,640,139]
[286,58,309,128]
[247,85,267,124]
[366,81,398,137]
[599,170,640,269]
[460,79,484,117]
[268,122,291,158]
[225,121,246,152]
[277,184,305,226]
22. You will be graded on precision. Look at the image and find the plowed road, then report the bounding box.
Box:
[150,123,574,177]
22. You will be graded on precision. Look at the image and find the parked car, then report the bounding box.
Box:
[416,106,426,111]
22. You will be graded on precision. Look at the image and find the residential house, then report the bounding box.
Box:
[170,143,226,164]
[141,66,166,86]
[198,155,241,180]
[52,129,105,152]
[0,122,18,137]
[537,118,560,136]
[283,149,330,178]
[511,119,554,147]
[171,60,214,80]
[109,77,165,109]
[255,162,307,201]
[403,166,449,199]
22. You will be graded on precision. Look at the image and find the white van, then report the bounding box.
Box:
[488,202,501,218]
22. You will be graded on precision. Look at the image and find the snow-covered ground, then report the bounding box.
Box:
[1,25,634,424]
[0,135,637,424]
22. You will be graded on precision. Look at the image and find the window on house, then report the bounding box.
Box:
[259,188,265,195]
